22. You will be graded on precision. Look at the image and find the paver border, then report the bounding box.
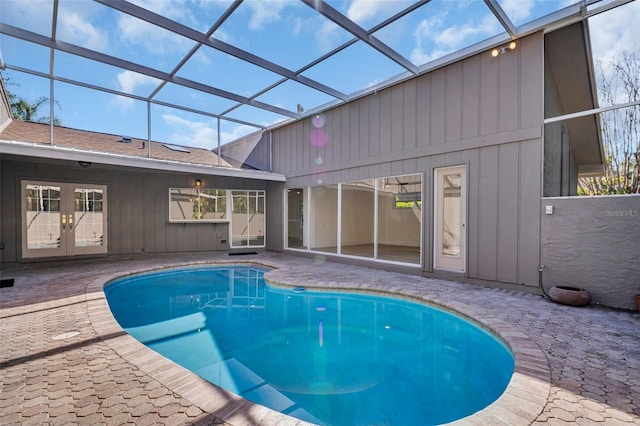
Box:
[86,260,550,425]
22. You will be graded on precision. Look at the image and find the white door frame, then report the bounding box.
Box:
[433,165,467,272]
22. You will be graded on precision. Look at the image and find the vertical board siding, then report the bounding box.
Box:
[462,56,480,140]
[1,158,268,261]
[498,48,520,132]
[496,143,520,283]
[477,146,499,281]
[416,74,431,148]
[359,98,370,159]
[267,32,544,285]
[479,52,499,136]
[445,62,463,143]
[391,85,404,153]
[403,80,418,151]
[369,94,381,158]
[379,91,392,155]
[520,35,543,129]
[430,68,446,145]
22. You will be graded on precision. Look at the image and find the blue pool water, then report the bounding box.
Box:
[105,266,514,425]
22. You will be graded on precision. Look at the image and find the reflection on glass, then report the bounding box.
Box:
[25,185,61,249]
[341,180,375,258]
[232,190,265,247]
[74,188,104,247]
[287,188,306,249]
[170,188,227,221]
[442,174,461,257]
[310,185,338,253]
[377,174,421,264]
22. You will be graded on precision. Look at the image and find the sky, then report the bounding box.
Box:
[1,0,639,150]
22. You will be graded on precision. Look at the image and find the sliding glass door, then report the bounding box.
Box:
[285,174,422,265]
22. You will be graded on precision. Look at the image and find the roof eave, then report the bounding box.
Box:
[0,139,286,182]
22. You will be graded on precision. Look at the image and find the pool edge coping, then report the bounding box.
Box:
[86,260,550,426]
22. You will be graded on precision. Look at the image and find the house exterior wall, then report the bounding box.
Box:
[270,33,544,286]
[541,195,640,309]
[0,156,267,263]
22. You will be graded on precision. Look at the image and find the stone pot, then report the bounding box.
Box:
[548,286,592,307]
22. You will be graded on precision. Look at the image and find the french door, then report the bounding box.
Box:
[22,180,108,259]
[434,166,466,272]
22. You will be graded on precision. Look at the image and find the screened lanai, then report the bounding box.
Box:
[2,0,636,159]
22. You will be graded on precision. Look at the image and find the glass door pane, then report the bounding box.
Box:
[230,190,265,248]
[247,191,265,246]
[231,191,249,247]
[24,184,62,253]
[73,187,105,248]
[434,167,466,271]
[341,180,374,258]
[376,174,421,264]
[442,174,462,257]
[286,188,306,249]
[309,185,338,253]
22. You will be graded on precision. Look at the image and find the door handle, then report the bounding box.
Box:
[69,215,74,231]
[61,214,66,231]
[459,223,466,227]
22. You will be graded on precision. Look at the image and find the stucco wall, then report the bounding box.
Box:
[541,195,640,309]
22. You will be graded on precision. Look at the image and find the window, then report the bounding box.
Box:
[169,188,227,222]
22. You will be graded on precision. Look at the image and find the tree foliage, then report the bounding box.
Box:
[579,50,640,195]
[2,76,62,125]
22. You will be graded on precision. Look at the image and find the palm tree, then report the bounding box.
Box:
[3,76,61,125]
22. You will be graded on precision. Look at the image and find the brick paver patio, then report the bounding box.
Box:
[1,252,639,425]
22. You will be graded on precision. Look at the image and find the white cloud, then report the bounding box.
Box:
[117,71,161,94]
[500,0,536,23]
[58,11,109,51]
[589,0,640,76]
[315,21,343,52]
[435,15,500,49]
[346,0,412,27]
[162,114,218,148]
[1,0,52,33]
[220,124,260,145]
[244,0,290,31]
[117,15,191,56]
[410,11,500,66]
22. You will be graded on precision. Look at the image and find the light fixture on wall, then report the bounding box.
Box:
[195,179,202,187]
[491,41,517,58]
[78,161,92,168]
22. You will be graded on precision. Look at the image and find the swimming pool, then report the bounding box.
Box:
[105,265,514,425]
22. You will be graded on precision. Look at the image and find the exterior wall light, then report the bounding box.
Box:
[195,179,202,187]
[78,161,92,168]
[491,41,517,57]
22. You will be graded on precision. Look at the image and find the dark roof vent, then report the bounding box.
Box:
[121,136,132,143]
